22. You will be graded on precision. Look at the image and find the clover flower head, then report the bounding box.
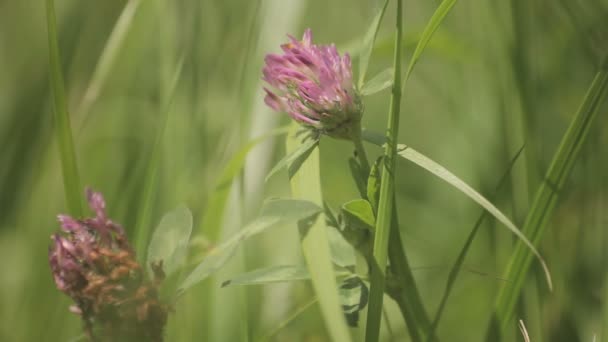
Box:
[49,188,168,341]
[263,29,362,139]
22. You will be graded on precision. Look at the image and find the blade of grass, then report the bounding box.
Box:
[365,0,404,341]
[133,58,184,260]
[358,0,390,89]
[46,0,83,216]
[489,56,608,338]
[427,145,525,341]
[403,0,458,82]
[77,0,141,128]
[287,124,352,342]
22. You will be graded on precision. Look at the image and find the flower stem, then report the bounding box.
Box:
[352,123,371,178]
[365,0,403,339]
[352,126,433,342]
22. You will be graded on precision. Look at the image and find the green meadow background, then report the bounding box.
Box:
[1,0,607,341]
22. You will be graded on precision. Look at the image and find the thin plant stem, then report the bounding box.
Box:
[365,0,404,340]
[352,123,371,177]
[353,130,433,342]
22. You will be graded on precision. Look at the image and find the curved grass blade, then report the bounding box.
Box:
[46,0,83,216]
[489,57,608,338]
[357,0,390,89]
[363,131,552,291]
[365,0,404,340]
[404,0,458,82]
[200,126,290,240]
[400,145,551,289]
[287,124,352,342]
[426,145,525,341]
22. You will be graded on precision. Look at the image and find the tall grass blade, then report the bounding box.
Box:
[490,57,608,338]
[404,0,458,82]
[287,124,352,342]
[77,0,141,126]
[365,0,404,340]
[427,145,525,341]
[134,58,184,260]
[357,0,390,89]
[46,0,83,216]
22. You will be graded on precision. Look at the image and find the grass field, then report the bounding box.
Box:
[1,0,607,341]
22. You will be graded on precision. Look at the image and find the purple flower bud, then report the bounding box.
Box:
[262,29,362,139]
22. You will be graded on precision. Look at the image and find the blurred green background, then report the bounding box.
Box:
[1,0,607,341]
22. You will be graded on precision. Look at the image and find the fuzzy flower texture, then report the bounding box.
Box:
[49,189,168,342]
[263,29,362,139]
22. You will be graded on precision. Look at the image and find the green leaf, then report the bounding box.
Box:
[177,198,322,294]
[46,0,83,216]
[362,131,552,291]
[342,199,376,230]
[360,68,394,96]
[266,136,318,182]
[200,126,290,241]
[327,226,357,268]
[221,265,311,287]
[339,199,374,260]
[404,0,458,81]
[490,57,608,338]
[323,202,340,229]
[287,124,353,342]
[146,206,193,277]
[357,0,390,89]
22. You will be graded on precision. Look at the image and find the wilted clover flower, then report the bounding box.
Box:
[49,188,168,342]
[263,29,362,139]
